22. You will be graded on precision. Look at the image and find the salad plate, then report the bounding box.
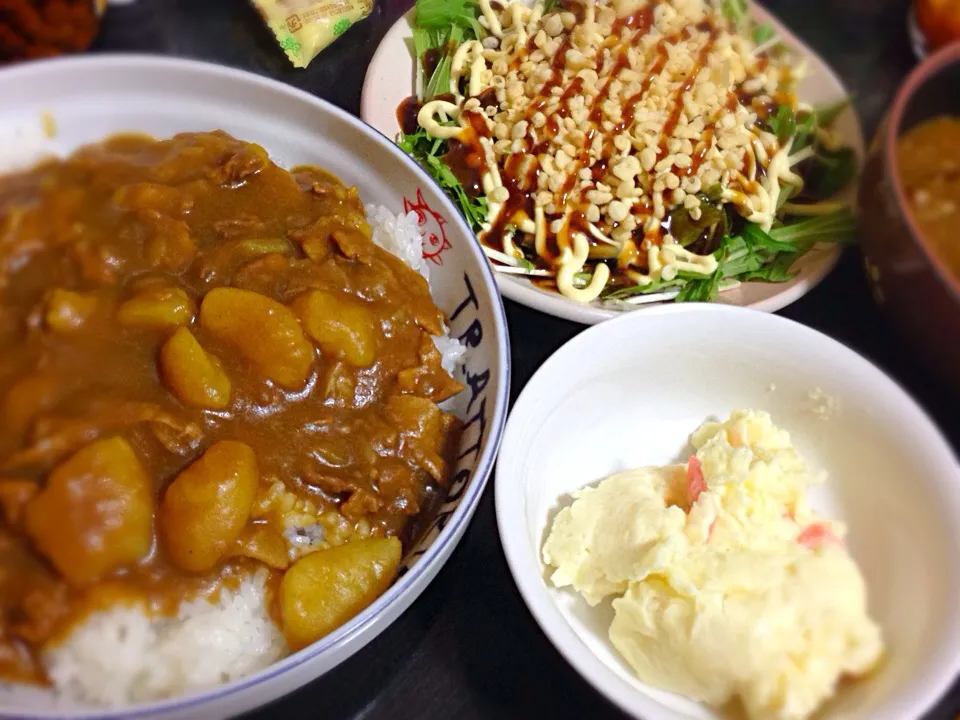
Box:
[0,54,511,720]
[361,1,865,324]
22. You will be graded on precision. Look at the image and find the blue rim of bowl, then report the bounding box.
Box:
[496,303,960,720]
[0,53,512,720]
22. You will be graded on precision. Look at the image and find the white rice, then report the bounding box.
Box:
[1,207,467,708]
[369,205,434,282]
[44,572,285,707]
[368,205,467,376]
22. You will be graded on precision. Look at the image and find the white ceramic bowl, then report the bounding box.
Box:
[495,304,960,720]
[361,4,865,325]
[0,55,510,720]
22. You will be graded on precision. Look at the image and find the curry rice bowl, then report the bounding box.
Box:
[0,204,467,709]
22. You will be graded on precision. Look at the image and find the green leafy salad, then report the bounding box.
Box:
[397,0,859,305]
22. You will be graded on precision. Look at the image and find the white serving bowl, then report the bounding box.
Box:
[496,304,960,720]
[0,55,510,720]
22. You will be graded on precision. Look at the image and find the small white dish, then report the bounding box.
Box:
[0,55,510,720]
[495,303,960,720]
[360,4,865,325]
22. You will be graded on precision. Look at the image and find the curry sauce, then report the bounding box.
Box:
[0,131,463,684]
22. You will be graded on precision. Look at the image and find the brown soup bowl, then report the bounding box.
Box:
[858,40,960,391]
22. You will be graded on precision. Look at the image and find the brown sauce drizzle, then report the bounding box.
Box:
[402,1,736,281]
[397,96,423,136]
[591,156,609,181]
[610,51,669,136]
[681,127,714,178]
[527,37,573,119]
[547,76,584,137]
[478,123,540,256]
[531,276,559,292]
[448,111,493,198]
[475,87,498,109]
[507,8,660,252]
[752,96,778,119]
[562,0,587,23]
[422,48,443,78]
[656,26,718,162]
[443,139,486,196]
[510,34,540,71]
[612,5,655,34]
[585,23,686,219]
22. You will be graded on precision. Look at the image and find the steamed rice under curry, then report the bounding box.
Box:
[0,131,465,705]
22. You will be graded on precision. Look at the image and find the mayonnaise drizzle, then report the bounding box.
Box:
[417,100,463,139]
[557,232,611,302]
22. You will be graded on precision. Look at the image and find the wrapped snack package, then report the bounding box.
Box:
[253,0,374,68]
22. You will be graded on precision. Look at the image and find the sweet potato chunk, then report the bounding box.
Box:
[23,437,153,586]
[292,290,377,368]
[160,440,259,573]
[278,536,401,650]
[117,286,194,329]
[45,289,99,333]
[199,287,314,390]
[159,327,231,410]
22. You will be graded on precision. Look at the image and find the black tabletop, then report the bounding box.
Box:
[85,1,959,718]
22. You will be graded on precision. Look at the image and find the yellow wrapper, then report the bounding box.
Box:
[253,0,374,68]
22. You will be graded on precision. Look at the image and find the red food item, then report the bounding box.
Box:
[797,522,841,549]
[915,0,960,52]
[0,0,102,65]
[686,456,707,505]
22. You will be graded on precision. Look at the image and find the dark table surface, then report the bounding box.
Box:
[85,1,958,718]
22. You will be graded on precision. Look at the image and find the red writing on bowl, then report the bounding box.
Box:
[404,188,452,265]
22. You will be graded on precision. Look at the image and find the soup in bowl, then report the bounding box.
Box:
[858,40,960,391]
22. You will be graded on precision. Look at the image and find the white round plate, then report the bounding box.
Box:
[0,55,510,720]
[361,4,865,325]
[495,304,960,720]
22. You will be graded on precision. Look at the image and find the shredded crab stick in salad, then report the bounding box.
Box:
[398,0,858,304]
